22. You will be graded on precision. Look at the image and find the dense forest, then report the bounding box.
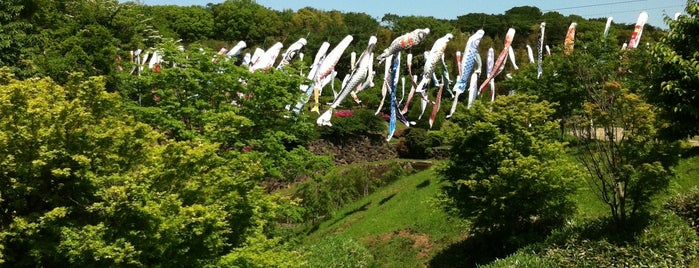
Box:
[1,0,699,267]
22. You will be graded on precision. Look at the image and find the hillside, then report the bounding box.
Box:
[299,152,699,267]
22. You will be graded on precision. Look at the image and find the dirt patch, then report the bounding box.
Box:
[397,229,433,260]
[361,229,434,261]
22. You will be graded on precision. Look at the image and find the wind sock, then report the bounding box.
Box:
[375,54,393,115]
[212,48,227,63]
[487,48,496,102]
[537,22,545,79]
[277,38,307,69]
[148,51,161,69]
[466,72,479,108]
[399,76,406,104]
[350,52,375,103]
[474,53,482,75]
[479,28,515,93]
[386,52,401,141]
[545,45,551,56]
[428,56,451,126]
[226,41,247,58]
[249,48,264,66]
[293,42,330,114]
[377,28,430,63]
[306,42,331,81]
[317,36,377,126]
[250,42,283,72]
[241,53,252,65]
[448,29,484,118]
[392,53,401,98]
[400,53,418,114]
[526,45,534,63]
[428,80,444,128]
[507,48,518,70]
[350,52,356,71]
[415,33,453,94]
[384,52,415,140]
[412,34,452,119]
[455,51,462,77]
[628,11,648,49]
[130,49,142,75]
[330,71,338,99]
[603,17,613,38]
[564,22,577,55]
[311,35,354,113]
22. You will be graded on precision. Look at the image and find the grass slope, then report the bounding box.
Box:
[302,153,699,267]
[303,166,469,267]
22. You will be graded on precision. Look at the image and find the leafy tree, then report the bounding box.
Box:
[0,0,33,69]
[211,0,283,43]
[33,23,119,84]
[149,5,214,43]
[569,82,677,225]
[504,6,542,47]
[501,38,655,136]
[541,11,569,46]
[438,94,578,234]
[504,34,675,226]
[454,13,507,42]
[0,70,302,266]
[650,0,699,140]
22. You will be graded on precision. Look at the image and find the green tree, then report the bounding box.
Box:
[211,0,283,43]
[0,69,302,266]
[501,38,655,136]
[33,23,119,84]
[650,0,699,140]
[504,6,542,47]
[438,94,578,234]
[569,82,677,225]
[0,0,33,69]
[149,5,214,43]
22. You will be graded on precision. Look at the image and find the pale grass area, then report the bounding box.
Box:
[571,127,625,141]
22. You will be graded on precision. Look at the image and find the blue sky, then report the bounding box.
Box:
[129,0,686,28]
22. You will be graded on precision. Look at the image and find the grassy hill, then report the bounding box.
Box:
[302,166,468,267]
[298,152,699,267]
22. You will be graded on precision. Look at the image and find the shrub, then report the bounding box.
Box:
[521,212,699,267]
[438,94,579,234]
[318,108,386,138]
[665,187,699,233]
[396,128,441,159]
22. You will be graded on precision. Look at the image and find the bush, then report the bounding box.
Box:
[438,94,578,234]
[317,108,386,138]
[517,212,699,267]
[665,187,699,233]
[396,128,442,159]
